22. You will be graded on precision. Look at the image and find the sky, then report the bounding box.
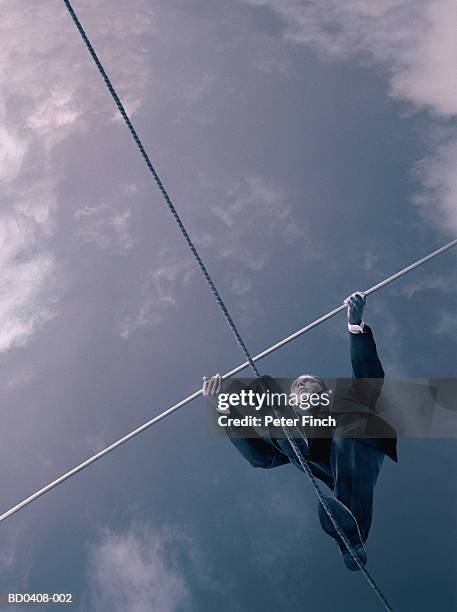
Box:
[0,0,456,610]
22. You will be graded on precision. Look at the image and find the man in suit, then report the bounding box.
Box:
[203,292,397,571]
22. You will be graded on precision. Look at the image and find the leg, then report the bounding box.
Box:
[331,438,384,542]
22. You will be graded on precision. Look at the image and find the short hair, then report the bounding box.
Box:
[291,374,326,396]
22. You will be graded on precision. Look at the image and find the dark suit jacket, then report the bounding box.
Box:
[224,325,398,471]
[310,325,397,462]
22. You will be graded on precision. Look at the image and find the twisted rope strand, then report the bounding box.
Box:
[62,0,261,379]
[283,427,393,611]
[2,241,454,523]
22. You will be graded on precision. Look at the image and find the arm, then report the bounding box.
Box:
[203,374,290,469]
[350,325,384,379]
[345,293,385,408]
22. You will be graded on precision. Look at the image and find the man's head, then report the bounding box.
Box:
[291,374,326,397]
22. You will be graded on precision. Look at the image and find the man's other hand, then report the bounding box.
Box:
[344,291,366,325]
[202,373,222,406]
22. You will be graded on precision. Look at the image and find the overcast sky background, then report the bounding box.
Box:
[0,1,456,610]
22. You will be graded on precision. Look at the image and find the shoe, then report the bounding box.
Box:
[337,539,367,572]
[318,494,367,571]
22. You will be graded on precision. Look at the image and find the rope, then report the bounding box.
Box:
[62,0,261,379]
[282,424,393,611]
[2,241,454,523]
[1,234,455,612]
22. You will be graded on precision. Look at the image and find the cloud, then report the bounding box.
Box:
[173,72,218,127]
[434,309,457,338]
[0,177,60,352]
[0,0,154,353]
[392,273,455,299]
[363,246,379,273]
[388,1,457,117]
[199,175,307,271]
[0,1,154,137]
[117,253,195,339]
[87,523,190,612]
[13,179,58,233]
[0,0,154,160]
[244,0,457,117]
[0,214,57,353]
[413,133,457,232]
[0,120,27,184]
[243,0,457,235]
[184,175,310,324]
[75,204,135,252]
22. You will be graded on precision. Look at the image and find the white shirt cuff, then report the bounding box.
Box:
[348,321,365,334]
